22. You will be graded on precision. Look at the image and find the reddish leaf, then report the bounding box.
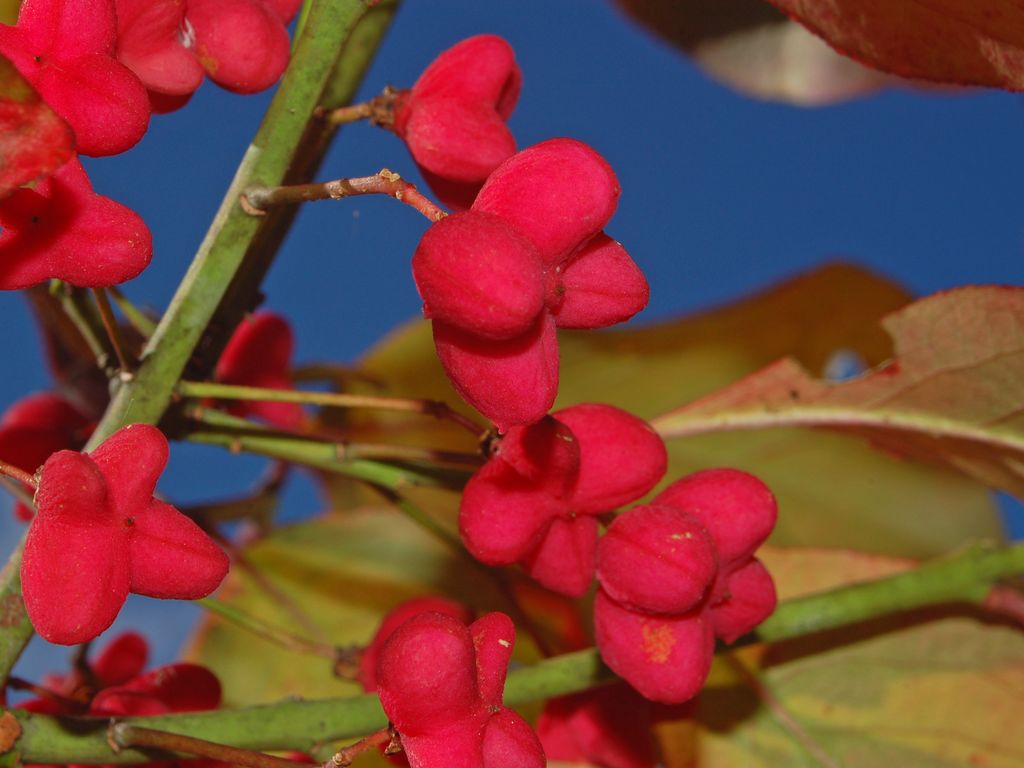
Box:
[653,286,1024,498]
[767,0,1024,90]
[0,53,72,200]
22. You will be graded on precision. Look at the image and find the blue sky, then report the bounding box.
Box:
[2,1,1022,677]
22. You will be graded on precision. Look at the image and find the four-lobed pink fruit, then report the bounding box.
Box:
[594,469,778,703]
[414,138,649,430]
[392,34,521,210]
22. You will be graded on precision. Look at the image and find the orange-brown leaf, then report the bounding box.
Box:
[768,0,1024,90]
[612,0,892,105]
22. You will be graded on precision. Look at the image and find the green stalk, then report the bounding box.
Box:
[187,428,454,491]
[7,541,1022,764]
[184,408,472,489]
[0,536,32,684]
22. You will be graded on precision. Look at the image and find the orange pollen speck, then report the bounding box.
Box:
[641,622,675,664]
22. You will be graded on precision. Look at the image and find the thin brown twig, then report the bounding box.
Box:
[336,442,483,467]
[317,87,400,128]
[322,727,396,768]
[241,169,447,222]
[109,723,311,768]
[6,677,87,713]
[0,475,36,509]
[91,288,133,379]
[0,460,36,489]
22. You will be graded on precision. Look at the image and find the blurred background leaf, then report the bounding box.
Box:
[610,0,894,105]
[766,0,1024,90]
[187,507,558,707]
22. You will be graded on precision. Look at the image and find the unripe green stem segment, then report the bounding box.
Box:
[6,540,1022,764]
[177,380,485,437]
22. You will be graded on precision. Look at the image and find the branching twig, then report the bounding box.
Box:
[241,169,447,222]
[91,288,134,379]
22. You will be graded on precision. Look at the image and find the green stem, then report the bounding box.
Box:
[9,541,1022,763]
[177,380,486,438]
[87,0,397,448]
[0,534,33,686]
[184,410,464,491]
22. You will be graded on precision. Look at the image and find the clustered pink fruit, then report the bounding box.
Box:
[19,631,149,714]
[0,392,92,521]
[19,630,223,768]
[114,0,301,111]
[214,310,303,429]
[460,404,667,596]
[392,34,521,210]
[0,0,150,156]
[22,423,229,645]
[414,138,649,429]
[594,469,778,703]
[375,611,545,768]
[0,158,153,289]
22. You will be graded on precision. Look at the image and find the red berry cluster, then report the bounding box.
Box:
[22,424,229,645]
[391,35,783,725]
[0,0,150,157]
[19,631,223,766]
[414,139,649,429]
[460,404,666,596]
[0,0,298,290]
[375,610,544,768]
[115,0,301,110]
[595,469,778,703]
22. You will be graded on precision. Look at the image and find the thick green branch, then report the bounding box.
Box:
[8,540,1022,763]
